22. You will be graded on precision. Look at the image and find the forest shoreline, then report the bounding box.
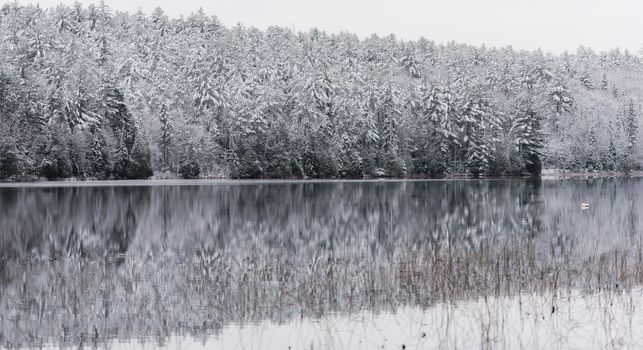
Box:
[1,170,641,187]
[1,4,641,185]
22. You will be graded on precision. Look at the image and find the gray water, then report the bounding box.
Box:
[0,178,640,260]
[0,178,642,349]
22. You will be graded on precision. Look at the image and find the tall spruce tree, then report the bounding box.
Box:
[158,104,173,171]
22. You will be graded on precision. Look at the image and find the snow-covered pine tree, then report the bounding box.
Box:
[464,97,501,176]
[179,140,201,179]
[360,102,380,176]
[407,84,446,176]
[112,131,130,179]
[511,96,545,176]
[579,73,594,89]
[377,86,405,176]
[606,123,619,171]
[400,52,421,78]
[624,99,639,156]
[296,73,340,178]
[600,74,609,90]
[63,87,99,131]
[129,132,153,179]
[0,143,18,180]
[548,83,574,132]
[38,126,73,179]
[86,124,110,179]
[158,104,173,171]
[101,80,137,150]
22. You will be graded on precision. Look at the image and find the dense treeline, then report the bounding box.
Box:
[0,3,641,180]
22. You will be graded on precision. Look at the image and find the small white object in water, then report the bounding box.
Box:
[581,203,590,210]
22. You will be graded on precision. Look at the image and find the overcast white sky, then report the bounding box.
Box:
[14,0,643,54]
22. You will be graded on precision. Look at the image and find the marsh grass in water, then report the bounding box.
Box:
[2,234,643,349]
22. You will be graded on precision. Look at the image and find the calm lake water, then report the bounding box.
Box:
[0,178,641,259]
[1,178,642,349]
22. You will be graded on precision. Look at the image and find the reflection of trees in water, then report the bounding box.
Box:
[0,179,641,260]
[3,234,643,349]
[0,179,642,348]
[0,187,152,260]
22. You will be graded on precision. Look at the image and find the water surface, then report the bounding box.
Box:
[0,179,642,349]
[0,178,640,259]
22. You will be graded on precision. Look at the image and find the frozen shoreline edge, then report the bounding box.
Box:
[0,171,642,188]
